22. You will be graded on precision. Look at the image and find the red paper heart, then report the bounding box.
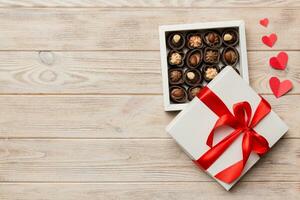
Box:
[269,77,293,98]
[262,33,277,47]
[269,51,288,70]
[259,18,269,27]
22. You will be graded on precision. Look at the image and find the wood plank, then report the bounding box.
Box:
[0,8,298,50]
[0,0,299,8]
[0,182,299,200]
[0,138,297,182]
[0,51,298,94]
[0,95,298,138]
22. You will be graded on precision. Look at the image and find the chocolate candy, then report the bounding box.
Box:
[202,65,220,82]
[169,68,184,84]
[168,32,185,50]
[186,49,202,68]
[169,86,187,103]
[222,29,239,46]
[168,50,184,66]
[187,33,203,49]
[204,31,221,47]
[184,69,202,86]
[188,85,203,100]
[222,47,239,66]
[204,48,220,64]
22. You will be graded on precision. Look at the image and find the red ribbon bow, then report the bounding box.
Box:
[194,87,271,184]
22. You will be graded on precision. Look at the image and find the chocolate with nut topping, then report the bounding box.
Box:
[168,50,184,66]
[204,31,221,47]
[168,32,185,50]
[222,29,239,46]
[187,33,203,49]
[184,69,202,86]
[202,65,220,82]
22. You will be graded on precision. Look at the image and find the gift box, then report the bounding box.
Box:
[166,66,288,190]
[159,21,249,111]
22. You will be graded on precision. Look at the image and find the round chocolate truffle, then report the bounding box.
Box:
[184,69,202,86]
[222,47,239,66]
[168,51,184,66]
[169,68,184,84]
[169,86,187,103]
[188,85,203,100]
[187,33,203,49]
[186,49,202,68]
[204,48,220,64]
[222,29,239,46]
[204,31,221,47]
[202,65,220,82]
[168,32,185,50]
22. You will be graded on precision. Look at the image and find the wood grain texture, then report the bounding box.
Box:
[0,51,298,94]
[0,0,299,8]
[0,182,299,200]
[0,138,298,182]
[0,95,298,139]
[0,8,299,50]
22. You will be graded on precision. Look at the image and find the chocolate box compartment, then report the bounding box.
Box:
[159,21,249,111]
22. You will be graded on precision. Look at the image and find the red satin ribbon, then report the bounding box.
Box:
[194,87,271,184]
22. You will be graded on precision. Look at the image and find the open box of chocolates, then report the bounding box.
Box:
[159,21,249,111]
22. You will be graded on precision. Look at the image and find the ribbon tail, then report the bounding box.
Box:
[215,160,244,184]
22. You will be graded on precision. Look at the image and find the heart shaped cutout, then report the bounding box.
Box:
[262,33,277,47]
[269,51,288,70]
[269,77,293,98]
[259,18,269,27]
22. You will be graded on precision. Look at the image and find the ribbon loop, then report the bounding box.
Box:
[195,87,271,184]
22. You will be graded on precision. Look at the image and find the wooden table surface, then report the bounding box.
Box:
[0,1,299,199]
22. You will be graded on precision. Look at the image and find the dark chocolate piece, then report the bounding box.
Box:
[167,32,185,50]
[169,86,187,103]
[222,29,239,46]
[168,50,184,67]
[169,68,184,84]
[204,31,221,47]
[202,65,220,82]
[187,33,203,49]
[222,47,239,66]
[184,69,202,86]
[204,48,220,64]
[188,85,203,100]
[186,49,202,68]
